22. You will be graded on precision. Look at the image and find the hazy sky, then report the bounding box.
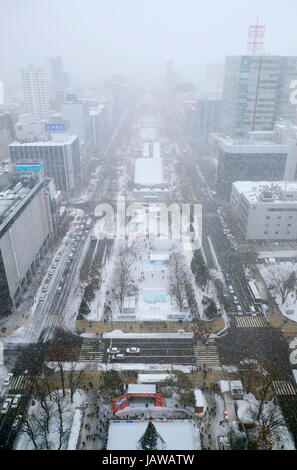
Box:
[1,0,297,86]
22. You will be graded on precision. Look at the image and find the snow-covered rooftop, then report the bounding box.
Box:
[233,181,297,205]
[134,158,164,185]
[194,389,207,408]
[138,374,174,384]
[127,384,156,394]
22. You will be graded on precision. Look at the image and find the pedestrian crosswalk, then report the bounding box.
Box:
[9,375,32,392]
[79,339,104,363]
[194,341,220,366]
[234,315,269,328]
[272,380,297,396]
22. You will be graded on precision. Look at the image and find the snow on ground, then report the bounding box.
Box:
[107,420,199,450]
[257,251,297,259]
[103,331,193,339]
[46,361,195,373]
[235,393,295,449]
[258,262,297,323]
[15,389,86,450]
[67,407,83,450]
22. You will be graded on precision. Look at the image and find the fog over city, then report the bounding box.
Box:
[1,0,297,85]
[1,0,297,456]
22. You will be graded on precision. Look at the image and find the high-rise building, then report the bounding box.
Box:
[9,135,81,195]
[61,95,91,146]
[0,177,50,315]
[21,64,50,119]
[221,56,297,137]
[212,133,297,199]
[182,98,222,154]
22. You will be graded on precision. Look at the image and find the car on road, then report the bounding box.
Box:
[107,347,121,354]
[126,347,140,354]
[12,414,22,429]
[236,305,243,315]
[250,305,257,316]
[111,353,125,360]
[48,270,54,277]
[233,296,239,304]
[39,294,46,302]
[3,373,13,386]
[11,394,22,409]
[57,287,62,293]
[228,285,234,294]
[1,397,13,414]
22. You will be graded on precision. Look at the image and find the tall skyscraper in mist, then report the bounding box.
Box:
[21,64,49,119]
[221,55,297,137]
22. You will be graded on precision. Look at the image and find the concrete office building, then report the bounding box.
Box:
[183,98,222,154]
[231,181,297,240]
[222,55,297,137]
[212,134,297,199]
[21,64,50,119]
[62,96,91,148]
[0,178,50,315]
[9,135,81,196]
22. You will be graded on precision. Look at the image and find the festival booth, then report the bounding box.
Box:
[113,384,163,413]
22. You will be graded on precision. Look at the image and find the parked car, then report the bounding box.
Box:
[228,285,234,294]
[57,287,62,293]
[11,394,21,409]
[126,347,140,354]
[111,353,125,360]
[39,294,46,302]
[1,398,13,414]
[42,286,47,292]
[3,373,13,386]
[107,347,120,354]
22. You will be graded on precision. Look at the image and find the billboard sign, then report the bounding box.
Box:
[45,122,69,133]
[15,162,44,171]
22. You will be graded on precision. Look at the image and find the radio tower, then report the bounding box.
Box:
[247,17,266,55]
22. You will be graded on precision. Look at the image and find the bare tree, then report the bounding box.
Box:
[250,402,285,450]
[51,390,71,450]
[168,252,188,311]
[253,361,283,421]
[20,414,41,450]
[111,247,134,311]
[268,268,294,305]
[68,363,86,403]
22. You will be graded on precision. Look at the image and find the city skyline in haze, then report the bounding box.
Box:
[1,0,297,87]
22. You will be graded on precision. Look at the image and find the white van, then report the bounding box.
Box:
[250,306,257,316]
[236,305,243,315]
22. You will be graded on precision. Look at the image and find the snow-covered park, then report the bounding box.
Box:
[258,261,297,323]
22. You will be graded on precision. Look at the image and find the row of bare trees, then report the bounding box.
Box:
[268,268,297,305]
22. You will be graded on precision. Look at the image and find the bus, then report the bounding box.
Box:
[248,280,261,305]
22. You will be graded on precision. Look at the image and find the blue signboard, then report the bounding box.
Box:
[45,122,69,133]
[16,162,44,171]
